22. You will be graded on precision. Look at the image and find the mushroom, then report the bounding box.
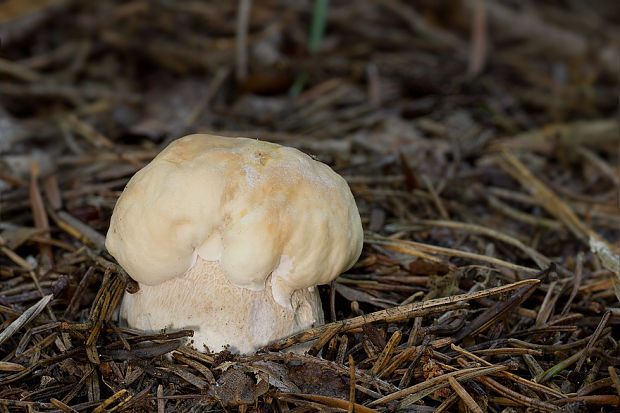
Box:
[105,134,363,354]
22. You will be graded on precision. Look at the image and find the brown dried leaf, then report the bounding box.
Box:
[288,362,349,400]
[210,366,263,406]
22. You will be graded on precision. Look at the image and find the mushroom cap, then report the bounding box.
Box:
[105,134,363,306]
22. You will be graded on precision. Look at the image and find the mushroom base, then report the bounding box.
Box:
[119,257,324,354]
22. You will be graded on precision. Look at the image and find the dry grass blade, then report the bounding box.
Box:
[29,162,53,266]
[389,219,550,269]
[590,236,620,302]
[0,57,41,82]
[367,233,540,274]
[381,0,465,49]
[499,151,610,248]
[485,191,562,229]
[49,210,106,250]
[101,339,184,360]
[578,146,620,186]
[491,120,618,153]
[0,235,35,270]
[474,348,542,356]
[511,328,612,353]
[0,294,53,346]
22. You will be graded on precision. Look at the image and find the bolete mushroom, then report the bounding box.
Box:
[105,134,363,354]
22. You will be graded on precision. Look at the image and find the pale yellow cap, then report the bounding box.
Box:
[105,134,363,307]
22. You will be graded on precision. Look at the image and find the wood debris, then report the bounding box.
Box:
[1,0,618,411]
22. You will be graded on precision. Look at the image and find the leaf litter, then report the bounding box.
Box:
[1,0,619,411]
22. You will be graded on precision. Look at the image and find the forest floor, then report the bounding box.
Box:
[1,1,619,412]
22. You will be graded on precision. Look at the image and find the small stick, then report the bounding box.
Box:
[421,175,449,219]
[335,335,348,365]
[308,323,342,356]
[486,192,561,229]
[157,385,165,413]
[348,355,355,413]
[477,374,556,412]
[64,266,95,319]
[510,328,611,353]
[453,344,565,398]
[379,345,416,380]
[371,365,507,406]
[369,330,401,376]
[554,395,620,407]
[325,333,339,360]
[474,348,542,356]
[171,353,215,384]
[267,279,537,351]
[435,393,459,413]
[560,252,583,316]
[448,376,484,413]
[467,0,487,76]
[454,281,538,342]
[574,310,611,373]
[92,389,131,413]
[175,345,215,365]
[607,367,620,398]
[235,0,252,81]
[399,336,429,388]
[50,398,77,413]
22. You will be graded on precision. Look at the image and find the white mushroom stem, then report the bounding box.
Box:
[120,257,323,354]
